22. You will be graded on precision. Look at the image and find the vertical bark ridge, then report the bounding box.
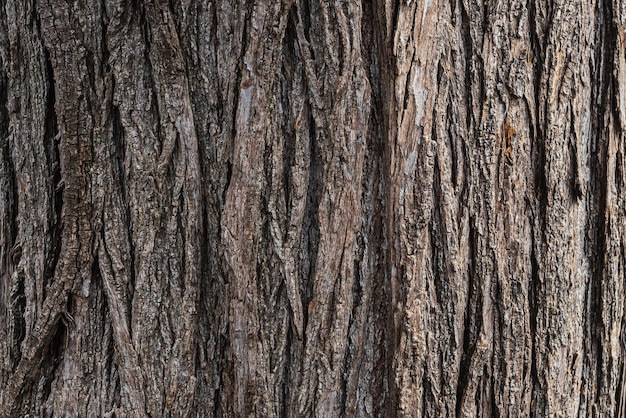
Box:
[531,0,595,414]
[288,0,371,415]
[174,0,250,413]
[0,0,13,390]
[3,0,54,360]
[596,0,626,415]
[21,0,113,416]
[220,0,294,415]
[0,0,66,414]
[143,1,202,414]
[99,3,155,416]
[0,0,14,396]
[385,0,466,414]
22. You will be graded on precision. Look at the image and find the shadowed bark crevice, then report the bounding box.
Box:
[43,47,62,294]
[0,49,16,388]
[456,215,479,416]
[8,272,26,370]
[301,110,321,332]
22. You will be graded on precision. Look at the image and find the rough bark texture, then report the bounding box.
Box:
[1,0,625,416]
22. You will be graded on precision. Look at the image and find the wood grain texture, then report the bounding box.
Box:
[1,0,625,416]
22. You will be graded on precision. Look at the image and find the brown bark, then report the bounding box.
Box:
[1,0,625,416]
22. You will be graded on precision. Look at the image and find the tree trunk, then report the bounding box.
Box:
[1,0,625,416]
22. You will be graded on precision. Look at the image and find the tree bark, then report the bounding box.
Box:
[1,0,625,416]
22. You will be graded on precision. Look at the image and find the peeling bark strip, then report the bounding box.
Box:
[1,0,626,416]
